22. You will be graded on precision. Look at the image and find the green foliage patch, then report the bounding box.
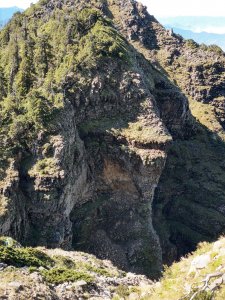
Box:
[41,267,94,284]
[29,157,60,177]
[0,246,54,268]
[0,5,131,172]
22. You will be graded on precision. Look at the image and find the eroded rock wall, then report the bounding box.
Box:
[107,0,225,265]
[1,0,214,278]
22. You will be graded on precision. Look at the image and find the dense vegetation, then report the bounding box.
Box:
[0,4,130,178]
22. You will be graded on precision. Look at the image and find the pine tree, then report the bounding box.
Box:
[34,35,52,78]
[15,38,35,96]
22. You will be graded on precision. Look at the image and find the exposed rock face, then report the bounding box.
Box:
[1,0,225,279]
[106,0,225,265]
[0,0,190,278]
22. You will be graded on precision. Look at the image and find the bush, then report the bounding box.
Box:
[185,39,198,49]
[41,267,94,284]
[29,157,60,177]
[0,246,54,268]
[115,285,130,298]
[77,8,101,32]
[0,236,21,248]
[207,44,223,55]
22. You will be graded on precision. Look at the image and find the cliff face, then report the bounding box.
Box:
[0,0,225,279]
[0,0,190,278]
[106,0,225,264]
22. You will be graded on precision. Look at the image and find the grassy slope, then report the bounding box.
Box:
[149,236,225,300]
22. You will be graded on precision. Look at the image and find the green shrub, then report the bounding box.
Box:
[0,246,54,268]
[185,39,198,49]
[0,236,21,248]
[207,44,223,55]
[41,267,94,284]
[84,264,114,277]
[115,285,130,298]
[77,8,101,31]
[29,157,60,177]
[53,255,76,268]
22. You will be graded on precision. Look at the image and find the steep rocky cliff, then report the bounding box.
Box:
[110,4,225,263]
[103,0,225,265]
[0,0,225,280]
[0,0,190,278]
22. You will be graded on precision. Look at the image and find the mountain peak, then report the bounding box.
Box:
[1,0,225,294]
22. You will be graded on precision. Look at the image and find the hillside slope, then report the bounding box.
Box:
[0,236,153,300]
[0,0,225,280]
[149,236,225,300]
[1,236,225,299]
[0,0,189,278]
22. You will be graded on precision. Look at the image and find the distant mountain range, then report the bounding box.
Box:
[0,6,23,27]
[158,16,225,33]
[158,16,225,50]
[165,26,225,50]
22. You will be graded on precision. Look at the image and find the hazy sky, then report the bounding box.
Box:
[0,0,37,9]
[1,0,225,17]
[141,0,225,17]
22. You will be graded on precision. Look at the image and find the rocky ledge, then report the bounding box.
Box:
[0,237,153,300]
[1,236,225,299]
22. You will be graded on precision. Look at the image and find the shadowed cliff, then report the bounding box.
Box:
[0,0,225,280]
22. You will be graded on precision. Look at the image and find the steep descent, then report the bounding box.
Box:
[1,0,225,278]
[0,0,189,277]
[105,0,225,264]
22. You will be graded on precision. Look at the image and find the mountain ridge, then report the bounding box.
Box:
[159,16,225,50]
[0,0,225,295]
[164,26,225,50]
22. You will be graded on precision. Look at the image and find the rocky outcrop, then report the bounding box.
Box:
[2,236,225,300]
[1,0,225,280]
[0,0,190,278]
[0,237,154,300]
[106,0,225,265]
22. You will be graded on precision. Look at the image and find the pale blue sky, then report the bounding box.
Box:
[0,0,225,17]
[141,0,225,17]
